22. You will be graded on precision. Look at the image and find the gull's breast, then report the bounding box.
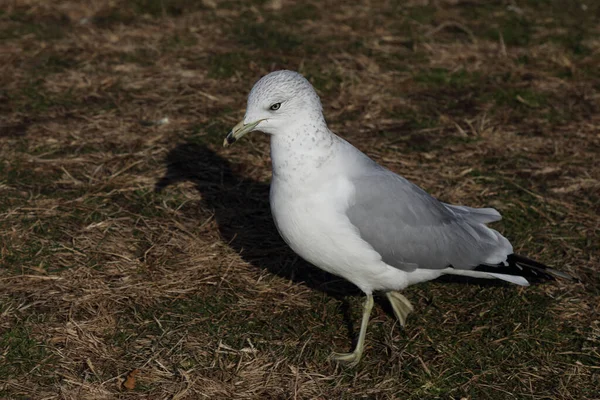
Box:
[269,175,397,292]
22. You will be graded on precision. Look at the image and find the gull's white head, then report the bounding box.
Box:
[224,70,324,146]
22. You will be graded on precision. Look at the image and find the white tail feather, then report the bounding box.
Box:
[486,273,530,286]
[443,268,530,286]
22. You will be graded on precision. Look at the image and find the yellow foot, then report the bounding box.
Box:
[386,291,414,327]
[331,294,373,367]
[331,350,363,367]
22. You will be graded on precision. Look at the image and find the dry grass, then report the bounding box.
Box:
[1,0,599,398]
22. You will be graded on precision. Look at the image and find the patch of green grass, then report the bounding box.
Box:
[0,239,45,272]
[301,66,344,97]
[0,156,96,205]
[130,0,210,17]
[542,107,570,125]
[407,5,437,24]
[109,188,181,220]
[188,117,234,146]
[281,3,321,23]
[92,7,136,27]
[232,18,303,52]
[131,0,171,17]
[415,68,481,88]
[42,53,78,73]
[0,325,51,379]
[18,81,56,112]
[0,211,91,274]
[516,55,530,65]
[379,109,440,148]
[117,48,158,67]
[442,134,481,146]
[457,2,497,22]
[471,0,598,52]
[491,16,533,47]
[208,52,251,79]
[549,31,592,56]
[374,46,428,72]
[6,79,78,113]
[460,4,534,46]
[486,88,548,109]
[0,159,61,189]
[18,50,79,75]
[396,283,586,398]
[162,32,198,49]
[107,291,237,358]
[110,290,349,372]
[1,12,68,40]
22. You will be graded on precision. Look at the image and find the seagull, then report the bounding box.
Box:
[223,70,574,366]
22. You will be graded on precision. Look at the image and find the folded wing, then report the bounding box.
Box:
[345,167,513,271]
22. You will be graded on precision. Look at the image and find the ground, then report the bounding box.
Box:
[1,0,599,399]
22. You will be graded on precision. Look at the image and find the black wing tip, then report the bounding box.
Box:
[475,254,578,283]
[508,253,579,282]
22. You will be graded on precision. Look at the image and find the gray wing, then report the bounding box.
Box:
[346,165,512,271]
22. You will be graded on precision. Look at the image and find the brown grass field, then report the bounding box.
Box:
[1,0,599,398]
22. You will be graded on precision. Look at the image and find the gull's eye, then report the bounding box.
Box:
[269,103,281,111]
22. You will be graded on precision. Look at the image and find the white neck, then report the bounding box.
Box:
[270,116,337,184]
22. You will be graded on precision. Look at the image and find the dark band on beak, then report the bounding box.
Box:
[223,119,265,147]
[225,133,237,145]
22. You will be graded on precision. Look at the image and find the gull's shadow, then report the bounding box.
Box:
[155,141,360,342]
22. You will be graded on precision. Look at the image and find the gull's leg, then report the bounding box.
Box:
[331,294,374,366]
[386,291,414,327]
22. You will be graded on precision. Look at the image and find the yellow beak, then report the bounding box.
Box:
[223,119,265,147]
